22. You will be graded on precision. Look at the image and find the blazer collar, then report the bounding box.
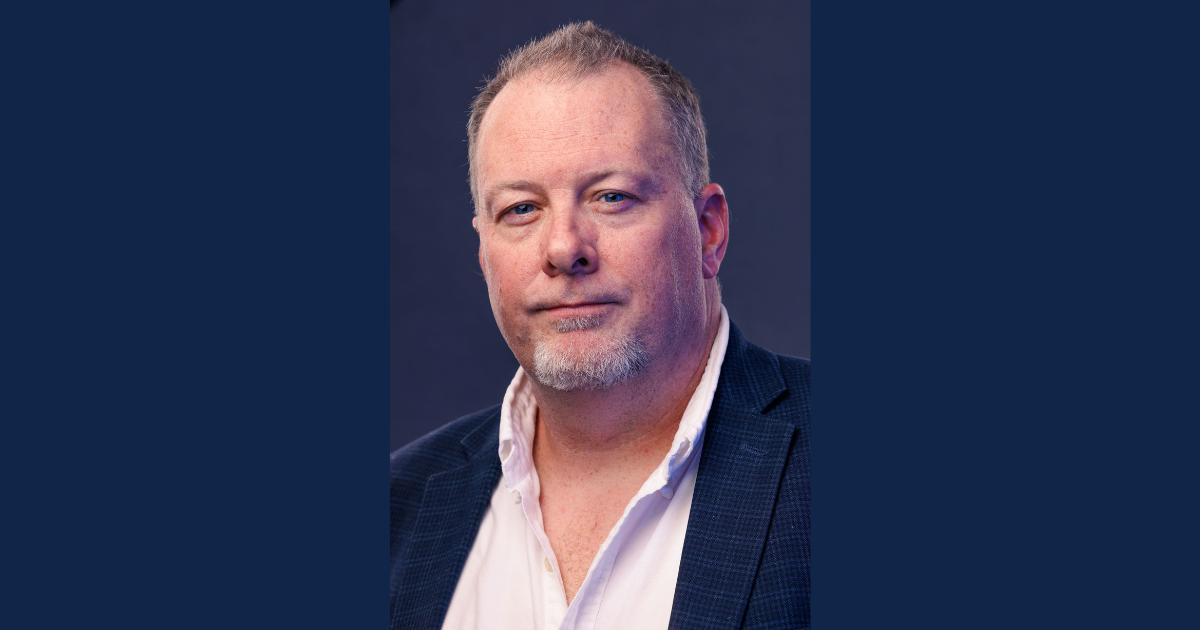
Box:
[670,321,796,629]
[720,320,788,414]
[460,406,501,459]
[391,409,502,629]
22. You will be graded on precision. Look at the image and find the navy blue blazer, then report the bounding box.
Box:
[390,322,810,629]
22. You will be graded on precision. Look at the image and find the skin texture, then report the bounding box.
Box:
[472,62,730,604]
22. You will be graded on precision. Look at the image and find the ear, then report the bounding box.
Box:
[695,183,730,279]
[472,216,486,274]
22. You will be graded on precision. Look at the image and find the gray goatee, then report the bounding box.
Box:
[532,315,648,391]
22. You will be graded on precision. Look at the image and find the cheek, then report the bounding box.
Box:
[654,215,702,277]
[660,219,706,317]
[615,218,700,304]
[481,241,536,313]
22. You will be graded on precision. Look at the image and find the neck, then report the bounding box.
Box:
[531,299,722,479]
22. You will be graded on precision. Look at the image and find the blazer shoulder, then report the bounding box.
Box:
[390,404,501,483]
[775,353,810,400]
[722,321,808,417]
[390,405,501,562]
[741,338,810,431]
[390,404,501,514]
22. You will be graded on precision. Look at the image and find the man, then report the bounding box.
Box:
[390,22,809,630]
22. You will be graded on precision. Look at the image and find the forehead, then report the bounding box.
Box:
[476,63,675,192]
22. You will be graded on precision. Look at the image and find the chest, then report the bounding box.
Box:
[540,485,635,602]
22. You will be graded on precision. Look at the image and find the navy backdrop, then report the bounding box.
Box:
[8,1,1194,628]
[390,0,811,451]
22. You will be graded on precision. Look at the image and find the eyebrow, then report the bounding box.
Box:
[482,180,541,217]
[581,168,665,192]
[488,179,542,196]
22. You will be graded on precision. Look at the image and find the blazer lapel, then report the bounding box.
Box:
[670,324,795,629]
[391,417,502,629]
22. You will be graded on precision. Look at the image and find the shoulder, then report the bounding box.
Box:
[746,343,810,433]
[776,352,810,386]
[390,405,501,560]
[722,321,810,429]
[390,404,501,492]
[770,352,810,423]
[390,405,501,519]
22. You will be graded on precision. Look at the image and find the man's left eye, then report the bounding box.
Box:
[602,193,628,203]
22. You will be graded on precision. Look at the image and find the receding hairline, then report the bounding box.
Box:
[466,22,710,214]
[475,62,677,175]
[475,68,688,216]
[479,59,658,122]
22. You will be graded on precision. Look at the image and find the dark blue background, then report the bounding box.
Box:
[7,1,1195,628]
[391,0,811,452]
[8,2,388,627]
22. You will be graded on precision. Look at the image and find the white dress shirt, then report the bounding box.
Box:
[442,306,731,630]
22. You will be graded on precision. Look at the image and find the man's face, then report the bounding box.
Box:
[473,63,712,391]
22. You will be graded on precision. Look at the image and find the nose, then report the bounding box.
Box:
[541,208,598,277]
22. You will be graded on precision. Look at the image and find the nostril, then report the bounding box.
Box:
[575,257,588,267]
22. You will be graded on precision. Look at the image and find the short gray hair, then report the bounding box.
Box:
[467,21,709,213]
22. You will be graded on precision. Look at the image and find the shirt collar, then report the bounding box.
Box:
[498,305,731,496]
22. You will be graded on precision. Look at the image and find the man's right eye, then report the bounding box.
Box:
[511,204,534,215]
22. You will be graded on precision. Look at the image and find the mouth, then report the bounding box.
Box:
[538,301,618,316]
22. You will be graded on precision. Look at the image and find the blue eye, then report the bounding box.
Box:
[602,193,627,203]
[511,204,533,215]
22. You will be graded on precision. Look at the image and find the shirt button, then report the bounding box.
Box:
[544,557,553,572]
[661,486,674,500]
[514,494,522,504]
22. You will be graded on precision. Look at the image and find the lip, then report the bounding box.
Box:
[538,301,618,314]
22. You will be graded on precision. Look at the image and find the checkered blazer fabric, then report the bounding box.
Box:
[390,321,810,629]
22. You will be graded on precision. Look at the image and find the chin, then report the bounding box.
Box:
[530,327,649,392]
